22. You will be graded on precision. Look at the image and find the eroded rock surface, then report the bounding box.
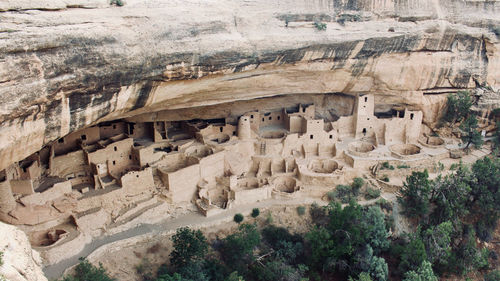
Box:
[0,222,48,281]
[0,0,499,171]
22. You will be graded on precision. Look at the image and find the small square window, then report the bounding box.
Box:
[329,135,333,139]
[269,116,272,120]
[81,134,87,140]
[250,115,254,118]
[114,146,117,151]
[58,138,64,143]
[112,160,116,165]
[113,124,116,129]
[262,118,264,122]
[310,135,314,139]
[129,155,132,160]
[277,116,280,120]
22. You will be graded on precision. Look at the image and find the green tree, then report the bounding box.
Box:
[398,170,432,220]
[220,223,261,271]
[399,232,428,273]
[460,116,483,149]
[421,221,453,266]
[234,213,244,224]
[403,261,438,281]
[170,227,209,269]
[225,271,245,281]
[484,270,500,281]
[444,91,473,124]
[352,177,364,196]
[251,208,260,218]
[60,258,115,281]
[430,166,472,224]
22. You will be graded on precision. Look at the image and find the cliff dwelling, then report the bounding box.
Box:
[0,0,499,280]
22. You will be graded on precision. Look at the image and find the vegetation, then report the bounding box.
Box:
[296,206,306,216]
[381,175,389,182]
[381,162,395,170]
[364,187,381,200]
[251,208,260,218]
[60,258,115,281]
[0,251,3,267]
[460,116,483,149]
[397,164,410,169]
[110,0,124,6]
[313,21,327,30]
[331,177,365,203]
[444,91,473,124]
[234,213,244,224]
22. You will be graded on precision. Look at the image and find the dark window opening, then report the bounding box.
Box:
[277,116,280,120]
[129,123,135,135]
[310,135,314,139]
[81,134,87,140]
[329,135,333,139]
[113,124,116,129]
[367,118,370,121]
[269,116,272,120]
[364,97,368,102]
[129,155,132,160]
[362,128,367,135]
[114,146,117,151]
[250,115,254,118]
[262,118,265,122]
[232,131,236,136]
[136,175,139,178]
[220,127,223,132]
[410,113,414,120]
[58,138,64,143]
[112,161,116,165]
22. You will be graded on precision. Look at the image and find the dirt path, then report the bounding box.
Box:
[43,190,398,280]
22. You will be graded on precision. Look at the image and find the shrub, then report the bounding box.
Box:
[365,187,381,200]
[60,258,115,281]
[251,208,260,218]
[444,91,473,124]
[381,162,390,169]
[484,270,500,281]
[450,163,458,170]
[327,190,337,201]
[110,0,124,6]
[135,258,154,281]
[170,227,208,269]
[352,177,364,196]
[314,22,327,30]
[266,211,273,224]
[297,206,306,216]
[0,251,3,267]
[376,199,392,211]
[234,213,244,224]
[381,175,389,182]
[397,164,410,169]
[335,184,353,203]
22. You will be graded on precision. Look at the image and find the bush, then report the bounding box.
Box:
[484,270,500,281]
[314,22,327,30]
[335,184,353,203]
[0,251,3,267]
[266,211,273,224]
[444,91,473,124]
[352,177,364,196]
[381,175,389,182]
[170,227,209,269]
[60,258,115,281]
[450,163,458,170]
[110,0,124,6]
[135,258,154,281]
[297,206,306,216]
[251,208,260,218]
[397,164,410,169]
[364,187,381,200]
[381,162,394,170]
[234,213,244,224]
[376,199,392,211]
[327,190,337,201]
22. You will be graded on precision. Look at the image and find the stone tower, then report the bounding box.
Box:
[238,116,251,140]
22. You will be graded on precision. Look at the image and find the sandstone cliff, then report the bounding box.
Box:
[0,222,48,281]
[0,0,499,171]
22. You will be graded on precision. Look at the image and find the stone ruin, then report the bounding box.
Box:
[0,93,458,256]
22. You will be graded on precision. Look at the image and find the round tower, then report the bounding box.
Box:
[238,116,251,140]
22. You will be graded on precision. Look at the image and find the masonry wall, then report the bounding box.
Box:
[231,186,271,205]
[199,151,225,179]
[54,127,100,156]
[87,138,134,176]
[50,150,88,178]
[164,164,200,203]
[99,122,127,139]
[121,168,154,195]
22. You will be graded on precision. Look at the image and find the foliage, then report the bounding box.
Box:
[60,258,115,281]
[333,184,353,203]
[220,223,261,272]
[0,251,3,267]
[381,162,395,170]
[381,175,389,182]
[460,116,483,149]
[398,232,428,273]
[402,261,438,281]
[484,270,500,281]
[444,91,473,124]
[170,227,209,270]
[251,208,260,218]
[375,198,392,212]
[421,221,453,266]
[352,177,364,196]
[234,213,244,224]
[313,22,327,30]
[296,206,306,216]
[110,0,124,6]
[364,187,381,200]
[136,258,155,281]
[398,170,431,220]
[398,164,410,169]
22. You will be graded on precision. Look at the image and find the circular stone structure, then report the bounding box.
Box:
[260,131,285,139]
[348,141,375,157]
[419,136,445,147]
[390,144,422,159]
[273,176,297,193]
[307,159,339,174]
[208,133,230,144]
[185,145,213,158]
[31,229,68,247]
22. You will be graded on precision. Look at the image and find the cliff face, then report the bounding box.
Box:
[0,222,48,281]
[0,0,499,170]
